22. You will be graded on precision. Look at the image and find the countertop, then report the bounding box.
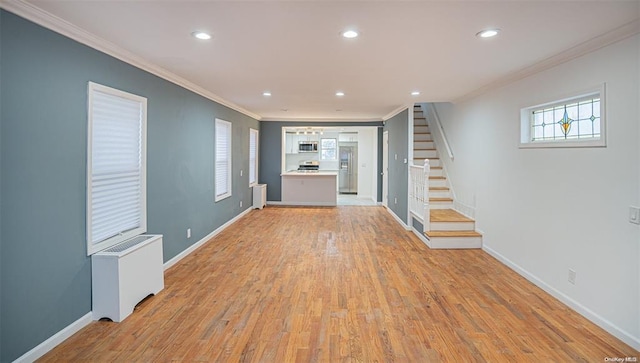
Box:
[281,171,338,176]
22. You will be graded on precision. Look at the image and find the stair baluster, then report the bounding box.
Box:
[423,159,430,233]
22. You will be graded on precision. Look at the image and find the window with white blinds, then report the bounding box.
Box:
[215,119,232,201]
[249,128,259,186]
[87,82,147,255]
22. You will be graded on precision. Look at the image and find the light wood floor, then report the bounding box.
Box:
[40,206,637,362]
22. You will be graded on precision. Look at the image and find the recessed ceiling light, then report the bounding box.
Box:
[263,91,271,97]
[336,91,345,97]
[476,29,499,38]
[342,30,359,39]
[411,91,420,96]
[192,31,211,40]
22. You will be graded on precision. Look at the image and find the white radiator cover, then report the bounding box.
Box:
[91,234,164,322]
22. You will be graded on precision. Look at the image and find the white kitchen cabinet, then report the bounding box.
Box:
[285,133,298,154]
[339,133,358,142]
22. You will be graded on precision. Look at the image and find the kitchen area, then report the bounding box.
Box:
[280,126,378,206]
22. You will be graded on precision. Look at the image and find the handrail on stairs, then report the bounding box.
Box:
[426,103,454,161]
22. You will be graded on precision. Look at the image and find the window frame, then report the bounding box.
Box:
[519,84,606,149]
[249,128,259,187]
[215,118,233,202]
[86,82,147,255]
[320,138,338,160]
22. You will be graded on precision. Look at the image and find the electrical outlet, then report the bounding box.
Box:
[240,200,243,208]
[629,206,640,224]
[187,228,191,239]
[568,269,576,285]
[394,154,398,160]
[240,170,243,177]
[394,197,397,204]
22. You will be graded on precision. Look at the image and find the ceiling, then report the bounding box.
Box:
[16,1,640,121]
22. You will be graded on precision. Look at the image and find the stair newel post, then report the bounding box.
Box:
[423,159,431,232]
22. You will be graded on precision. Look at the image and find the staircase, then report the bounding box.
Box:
[413,105,482,249]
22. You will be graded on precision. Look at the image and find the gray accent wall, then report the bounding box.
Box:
[259,121,383,201]
[0,10,259,362]
[383,109,409,224]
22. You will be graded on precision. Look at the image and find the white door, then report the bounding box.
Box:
[382,131,389,207]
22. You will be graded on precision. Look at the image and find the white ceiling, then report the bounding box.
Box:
[19,1,640,121]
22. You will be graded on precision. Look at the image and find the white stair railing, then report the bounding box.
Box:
[408,159,431,231]
[423,159,430,232]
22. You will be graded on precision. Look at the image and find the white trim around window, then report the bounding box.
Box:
[520,83,606,149]
[86,82,147,255]
[249,128,259,187]
[215,118,232,201]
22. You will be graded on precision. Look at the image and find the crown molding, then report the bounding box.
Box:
[382,104,410,121]
[260,116,382,122]
[454,19,640,104]
[0,0,263,120]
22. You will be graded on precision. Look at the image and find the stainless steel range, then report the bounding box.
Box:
[298,160,319,172]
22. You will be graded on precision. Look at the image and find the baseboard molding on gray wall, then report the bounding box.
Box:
[266,201,286,205]
[483,244,640,351]
[385,207,411,231]
[13,312,93,363]
[14,207,256,362]
[164,207,253,271]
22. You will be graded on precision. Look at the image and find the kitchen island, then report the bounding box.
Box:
[281,171,338,206]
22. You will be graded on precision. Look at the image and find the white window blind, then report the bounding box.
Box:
[87,82,147,255]
[215,119,232,201]
[249,128,259,186]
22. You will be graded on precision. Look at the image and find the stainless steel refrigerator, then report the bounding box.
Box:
[339,143,358,194]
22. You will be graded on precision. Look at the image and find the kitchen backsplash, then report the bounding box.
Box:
[285,153,339,171]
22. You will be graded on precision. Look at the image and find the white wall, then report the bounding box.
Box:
[355,127,377,201]
[434,35,640,349]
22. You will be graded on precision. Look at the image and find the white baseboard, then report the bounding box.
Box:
[13,207,255,363]
[411,225,432,248]
[385,207,411,230]
[13,312,93,363]
[164,207,253,271]
[275,201,337,207]
[483,244,640,351]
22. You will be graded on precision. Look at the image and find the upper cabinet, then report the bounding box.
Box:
[285,133,320,154]
[339,133,358,142]
[285,133,297,154]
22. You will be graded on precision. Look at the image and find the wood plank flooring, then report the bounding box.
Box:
[39,206,637,362]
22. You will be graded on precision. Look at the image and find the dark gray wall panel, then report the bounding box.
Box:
[0,10,258,361]
[383,110,409,224]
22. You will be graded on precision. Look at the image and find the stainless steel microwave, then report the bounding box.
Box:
[298,141,318,152]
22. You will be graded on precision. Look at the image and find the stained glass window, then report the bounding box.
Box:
[530,97,600,142]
